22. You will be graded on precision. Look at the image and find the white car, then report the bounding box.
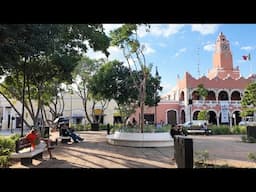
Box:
[182,120,207,129]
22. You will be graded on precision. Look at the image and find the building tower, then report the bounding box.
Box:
[208,32,240,79]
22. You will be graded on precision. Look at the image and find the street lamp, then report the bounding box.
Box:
[21,57,26,136]
[154,66,159,126]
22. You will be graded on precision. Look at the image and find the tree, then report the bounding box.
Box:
[110,24,155,133]
[89,60,138,125]
[196,84,208,100]
[197,110,209,121]
[241,82,256,117]
[89,60,162,127]
[0,24,110,128]
[72,56,107,125]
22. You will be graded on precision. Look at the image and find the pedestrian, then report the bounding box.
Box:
[170,124,179,161]
[107,123,110,135]
[61,123,84,143]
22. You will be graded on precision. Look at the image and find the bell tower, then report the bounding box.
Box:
[208,32,240,79]
[213,32,233,70]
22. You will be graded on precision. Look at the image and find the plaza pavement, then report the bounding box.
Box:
[8,131,256,168]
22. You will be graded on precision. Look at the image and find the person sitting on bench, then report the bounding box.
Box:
[26,128,55,159]
[61,124,84,143]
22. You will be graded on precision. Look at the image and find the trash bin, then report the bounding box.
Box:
[247,126,256,139]
[91,123,99,131]
[107,124,110,135]
[174,135,193,168]
[42,127,50,138]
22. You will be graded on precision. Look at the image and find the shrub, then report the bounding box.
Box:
[194,150,209,168]
[9,134,21,141]
[210,125,231,135]
[0,155,9,168]
[0,137,16,152]
[241,135,247,142]
[231,126,246,134]
[248,152,256,163]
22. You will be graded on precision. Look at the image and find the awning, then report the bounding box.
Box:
[94,109,103,115]
[113,112,121,117]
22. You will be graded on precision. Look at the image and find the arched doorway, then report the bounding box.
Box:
[208,111,217,125]
[193,110,200,120]
[232,111,242,126]
[181,110,185,124]
[167,110,177,125]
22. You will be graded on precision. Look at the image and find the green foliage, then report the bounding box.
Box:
[195,150,209,168]
[0,24,110,127]
[0,136,17,168]
[210,125,231,135]
[9,134,21,141]
[231,126,246,134]
[241,82,256,116]
[0,136,16,152]
[110,24,155,133]
[89,60,138,105]
[241,135,247,142]
[0,155,9,168]
[197,110,209,120]
[248,152,256,163]
[196,84,208,99]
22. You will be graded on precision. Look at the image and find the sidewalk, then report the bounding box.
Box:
[10,131,176,168]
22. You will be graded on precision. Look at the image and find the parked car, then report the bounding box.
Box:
[239,116,256,126]
[182,120,207,129]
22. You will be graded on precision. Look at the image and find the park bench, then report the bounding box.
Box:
[10,137,47,166]
[59,128,71,143]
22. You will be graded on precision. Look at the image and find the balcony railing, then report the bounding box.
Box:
[192,100,241,106]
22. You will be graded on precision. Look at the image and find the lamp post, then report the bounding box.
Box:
[155,66,159,127]
[70,90,73,127]
[21,58,26,136]
[154,92,157,126]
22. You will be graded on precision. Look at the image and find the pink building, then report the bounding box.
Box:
[131,32,256,126]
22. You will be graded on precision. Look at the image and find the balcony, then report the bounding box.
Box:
[191,100,241,107]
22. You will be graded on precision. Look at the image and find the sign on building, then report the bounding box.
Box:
[220,101,229,123]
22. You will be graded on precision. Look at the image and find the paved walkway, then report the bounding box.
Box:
[10,131,176,168]
[8,131,256,168]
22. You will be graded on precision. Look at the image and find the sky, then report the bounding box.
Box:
[86,24,256,96]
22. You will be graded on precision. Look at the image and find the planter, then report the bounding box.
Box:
[106,131,173,147]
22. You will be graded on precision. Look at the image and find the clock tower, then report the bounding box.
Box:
[208,32,240,79]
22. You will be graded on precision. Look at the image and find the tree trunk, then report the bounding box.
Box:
[140,77,146,133]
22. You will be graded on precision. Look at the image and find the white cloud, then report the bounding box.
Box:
[234,41,239,46]
[159,43,167,47]
[175,48,187,57]
[237,59,248,63]
[103,24,123,35]
[138,24,185,38]
[191,24,220,35]
[241,46,254,51]
[141,43,155,55]
[85,46,123,61]
[160,82,173,95]
[203,43,215,52]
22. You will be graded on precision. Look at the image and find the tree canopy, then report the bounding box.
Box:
[241,82,256,117]
[0,24,110,128]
